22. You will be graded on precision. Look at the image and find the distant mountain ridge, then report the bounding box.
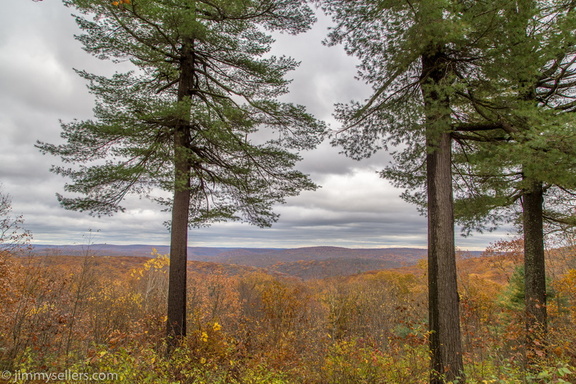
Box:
[31,244,275,258]
[30,244,483,279]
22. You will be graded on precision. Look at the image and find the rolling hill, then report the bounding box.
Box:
[29,244,483,279]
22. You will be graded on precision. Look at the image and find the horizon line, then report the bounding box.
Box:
[28,243,488,252]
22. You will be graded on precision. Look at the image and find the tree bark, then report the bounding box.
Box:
[427,132,465,384]
[422,51,465,384]
[166,131,191,350]
[166,39,195,351]
[522,178,547,366]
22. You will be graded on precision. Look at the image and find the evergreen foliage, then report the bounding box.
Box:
[38,0,324,225]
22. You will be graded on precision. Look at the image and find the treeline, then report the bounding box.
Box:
[1,244,575,383]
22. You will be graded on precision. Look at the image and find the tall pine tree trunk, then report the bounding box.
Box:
[166,40,195,350]
[166,143,190,348]
[166,129,191,349]
[422,51,465,384]
[523,178,547,366]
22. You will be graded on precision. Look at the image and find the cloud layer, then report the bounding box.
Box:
[0,1,511,250]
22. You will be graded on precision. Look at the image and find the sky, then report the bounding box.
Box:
[0,1,514,250]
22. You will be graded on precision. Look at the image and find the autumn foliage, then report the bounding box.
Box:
[1,243,575,383]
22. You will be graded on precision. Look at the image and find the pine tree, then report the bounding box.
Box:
[448,1,576,364]
[37,0,324,348]
[316,1,509,381]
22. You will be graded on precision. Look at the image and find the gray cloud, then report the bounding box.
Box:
[272,18,372,125]
[0,2,510,251]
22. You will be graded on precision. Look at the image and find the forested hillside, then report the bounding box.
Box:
[1,244,575,383]
[30,245,441,279]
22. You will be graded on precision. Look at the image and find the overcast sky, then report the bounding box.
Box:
[0,1,513,250]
